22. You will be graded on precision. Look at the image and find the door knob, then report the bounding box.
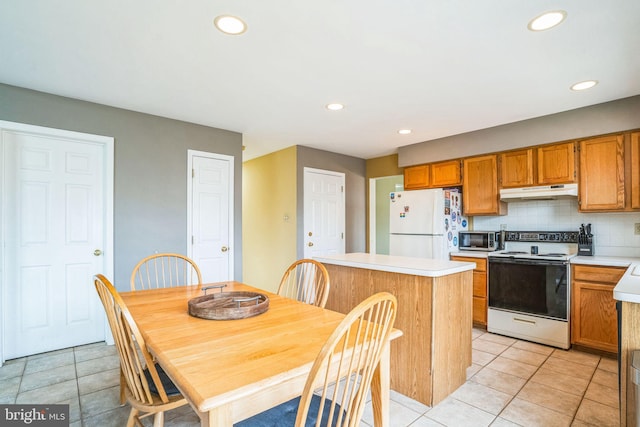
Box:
[94,249,103,256]
[221,246,229,252]
[308,242,314,247]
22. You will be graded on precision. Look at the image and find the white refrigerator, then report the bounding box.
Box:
[389,188,468,259]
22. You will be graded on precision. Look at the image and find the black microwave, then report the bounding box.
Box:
[459,231,500,251]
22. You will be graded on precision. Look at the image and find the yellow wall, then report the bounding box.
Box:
[366,154,403,179]
[242,146,298,293]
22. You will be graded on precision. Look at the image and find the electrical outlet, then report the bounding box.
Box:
[635,223,640,235]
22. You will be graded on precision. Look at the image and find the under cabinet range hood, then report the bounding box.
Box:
[499,183,578,201]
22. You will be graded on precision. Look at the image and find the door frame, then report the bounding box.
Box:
[368,175,404,255]
[369,178,378,254]
[0,120,114,365]
[186,149,235,280]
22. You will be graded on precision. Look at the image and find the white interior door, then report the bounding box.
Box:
[188,150,233,283]
[1,122,113,361]
[303,168,345,258]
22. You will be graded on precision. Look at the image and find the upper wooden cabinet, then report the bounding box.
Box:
[430,160,462,187]
[404,164,429,190]
[403,130,638,213]
[632,132,640,209]
[499,149,534,188]
[463,155,507,215]
[404,160,462,190]
[579,134,625,211]
[499,142,576,188]
[537,142,577,185]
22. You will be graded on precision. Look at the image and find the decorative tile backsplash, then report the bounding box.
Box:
[473,199,640,257]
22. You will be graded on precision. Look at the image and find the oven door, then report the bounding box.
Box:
[488,257,569,320]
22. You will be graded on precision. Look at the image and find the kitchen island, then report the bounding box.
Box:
[314,252,476,406]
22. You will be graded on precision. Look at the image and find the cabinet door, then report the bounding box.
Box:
[472,297,487,325]
[579,134,625,211]
[572,281,618,353]
[537,142,576,184]
[571,265,625,353]
[450,255,487,326]
[404,165,429,190]
[463,155,506,215]
[632,132,640,209]
[430,160,462,187]
[500,149,534,188]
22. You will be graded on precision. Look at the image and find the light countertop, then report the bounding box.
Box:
[572,255,640,267]
[450,251,490,259]
[571,256,640,304]
[313,253,476,278]
[613,265,640,303]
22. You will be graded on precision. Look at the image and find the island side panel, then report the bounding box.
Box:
[431,270,473,405]
[621,301,640,427]
[323,263,435,405]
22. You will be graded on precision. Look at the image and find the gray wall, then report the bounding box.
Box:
[296,146,366,258]
[0,83,243,289]
[399,95,640,166]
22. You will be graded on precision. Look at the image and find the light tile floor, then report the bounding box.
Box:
[0,328,620,427]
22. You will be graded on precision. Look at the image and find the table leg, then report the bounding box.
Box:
[199,406,232,427]
[370,343,390,427]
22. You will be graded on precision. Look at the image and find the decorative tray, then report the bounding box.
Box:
[188,290,269,320]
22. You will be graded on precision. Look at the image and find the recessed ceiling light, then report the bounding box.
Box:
[527,10,567,31]
[326,103,344,111]
[570,80,598,91]
[398,129,412,135]
[214,15,247,35]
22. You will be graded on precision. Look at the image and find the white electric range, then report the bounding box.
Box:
[487,231,579,349]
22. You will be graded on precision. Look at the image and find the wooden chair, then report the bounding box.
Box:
[277,259,330,308]
[125,254,201,404]
[236,292,397,427]
[130,253,202,291]
[94,274,188,427]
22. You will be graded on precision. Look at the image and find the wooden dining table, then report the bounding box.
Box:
[120,282,402,427]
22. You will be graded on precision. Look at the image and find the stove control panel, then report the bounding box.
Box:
[503,231,578,243]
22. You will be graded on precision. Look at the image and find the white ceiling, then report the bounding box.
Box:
[1,1,639,161]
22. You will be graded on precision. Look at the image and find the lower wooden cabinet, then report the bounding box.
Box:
[451,255,487,326]
[571,264,626,353]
